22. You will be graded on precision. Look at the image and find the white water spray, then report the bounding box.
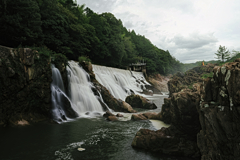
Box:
[67,61,103,115]
[92,65,150,100]
[51,64,69,122]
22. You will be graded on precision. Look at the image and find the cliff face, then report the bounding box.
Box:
[132,61,240,159]
[198,59,240,160]
[0,46,52,126]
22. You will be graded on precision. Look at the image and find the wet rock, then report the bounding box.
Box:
[103,111,119,121]
[131,114,148,120]
[103,111,115,118]
[125,94,157,109]
[131,112,162,120]
[142,112,162,120]
[132,90,201,158]
[116,113,123,117]
[107,116,118,121]
[132,127,200,158]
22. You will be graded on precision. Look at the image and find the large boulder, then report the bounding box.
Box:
[132,127,200,158]
[125,94,157,109]
[131,112,162,121]
[131,114,148,120]
[197,60,240,160]
[132,90,201,158]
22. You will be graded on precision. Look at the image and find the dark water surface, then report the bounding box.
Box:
[0,95,193,160]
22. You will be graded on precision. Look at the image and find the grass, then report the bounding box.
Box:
[201,72,214,79]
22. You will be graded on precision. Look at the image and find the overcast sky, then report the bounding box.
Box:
[77,0,240,63]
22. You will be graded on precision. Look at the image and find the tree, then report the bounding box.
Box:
[215,45,231,62]
[0,0,42,47]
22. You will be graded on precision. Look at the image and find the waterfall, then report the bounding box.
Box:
[51,64,71,122]
[67,61,103,116]
[92,65,150,100]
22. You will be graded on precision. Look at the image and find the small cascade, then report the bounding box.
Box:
[67,61,103,116]
[51,64,71,122]
[92,65,150,100]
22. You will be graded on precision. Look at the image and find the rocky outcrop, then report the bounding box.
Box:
[197,59,240,160]
[80,61,136,113]
[131,112,162,121]
[132,127,200,158]
[132,61,240,159]
[125,94,157,109]
[168,64,215,96]
[0,46,52,126]
[132,90,201,158]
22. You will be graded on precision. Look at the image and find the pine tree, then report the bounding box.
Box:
[215,45,231,62]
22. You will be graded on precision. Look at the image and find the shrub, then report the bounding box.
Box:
[201,72,213,79]
[78,56,91,64]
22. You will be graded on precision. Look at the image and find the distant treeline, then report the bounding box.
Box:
[0,0,183,74]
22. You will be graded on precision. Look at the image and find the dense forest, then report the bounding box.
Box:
[0,0,183,74]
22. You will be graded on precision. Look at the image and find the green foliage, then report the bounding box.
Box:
[30,46,53,57]
[201,72,214,79]
[53,53,69,68]
[0,0,42,47]
[226,50,240,62]
[78,56,91,64]
[0,0,184,75]
[215,45,231,62]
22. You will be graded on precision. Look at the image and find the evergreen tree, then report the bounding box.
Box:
[215,45,231,62]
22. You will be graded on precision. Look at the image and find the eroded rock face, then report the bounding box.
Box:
[0,46,52,126]
[125,94,157,109]
[197,59,240,160]
[132,90,201,158]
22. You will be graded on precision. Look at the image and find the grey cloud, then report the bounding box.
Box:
[77,0,117,13]
[146,0,195,14]
[124,21,134,28]
[172,33,218,50]
[171,43,217,63]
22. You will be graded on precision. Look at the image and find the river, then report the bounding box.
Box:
[0,94,194,160]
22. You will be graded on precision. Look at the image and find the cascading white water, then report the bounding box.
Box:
[67,61,103,115]
[51,64,69,122]
[92,64,150,100]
